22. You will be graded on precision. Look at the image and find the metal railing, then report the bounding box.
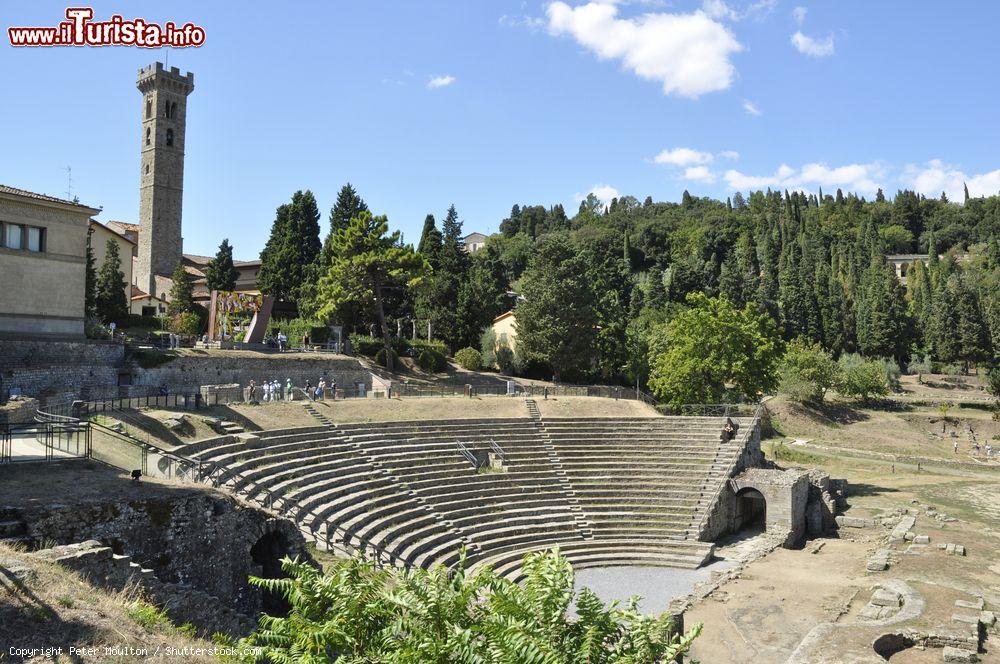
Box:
[489,439,506,467]
[674,403,760,417]
[456,440,477,467]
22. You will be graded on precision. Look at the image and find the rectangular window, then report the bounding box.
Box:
[5,223,22,250]
[26,226,43,252]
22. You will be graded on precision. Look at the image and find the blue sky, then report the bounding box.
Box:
[2,1,999,260]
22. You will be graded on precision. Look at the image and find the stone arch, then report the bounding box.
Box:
[250,528,291,616]
[734,487,766,532]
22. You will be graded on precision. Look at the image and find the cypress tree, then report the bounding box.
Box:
[95,239,129,325]
[205,238,239,292]
[258,190,322,302]
[417,214,442,264]
[84,227,98,319]
[167,262,196,317]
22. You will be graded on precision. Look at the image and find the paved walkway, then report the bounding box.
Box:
[7,434,81,462]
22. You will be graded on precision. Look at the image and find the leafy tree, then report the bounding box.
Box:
[836,353,889,402]
[856,254,911,361]
[779,338,840,403]
[515,235,596,382]
[95,239,129,324]
[647,293,782,408]
[258,190,322,303]
[239,550,701,663]
[204,238,239,292]
[166,262,196,317]
[315,211,426,371]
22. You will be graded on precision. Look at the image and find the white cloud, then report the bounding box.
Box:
[427,75,456,89]
[719,150,740,160]
[499,13,545,30]
[575,184,621,206]
[724,161,885,195]
[684,166,717,183]
[742,99,762,116]
[791,31,835,57]
[546,1,742,98]
[792,6,807,26]
[702,0,739,21]
[653,147,714,167]
[901,159,1000,202]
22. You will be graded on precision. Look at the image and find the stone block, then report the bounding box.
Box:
[979,611,995,629]
[952,613,980,625]
[866,549,890,572]
[954,545,966,556]
[904,531,915,541]
[955,598,984,611]
[913,534,930,544]
[871,588,902,607]
[836,515,875,528]
[942,646,978,662]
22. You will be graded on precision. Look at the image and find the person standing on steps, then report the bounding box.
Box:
[285,378,293,401]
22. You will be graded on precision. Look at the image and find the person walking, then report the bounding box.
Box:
[247,379,257,404]
[285,378,293,401]
[954,440,959,454]
[305,379,313,401]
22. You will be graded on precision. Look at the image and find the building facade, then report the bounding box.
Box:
[136,63,194,298]
[463,232,487,253]
[0,185,101,337]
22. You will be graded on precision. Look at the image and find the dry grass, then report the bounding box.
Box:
[0,541,219,662]
[535,397,659,418]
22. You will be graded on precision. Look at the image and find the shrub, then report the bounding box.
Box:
[169,311,201,336]
[85,317,111,340]
[350,334,384,357]
[908,354,932,377]
[480,327,497,368]
[837,353,889,402]
[240,552,701,662]
[271,318,330,346]
[408,338,448,357]
[778,338,839,403]
[455,347,482,371]
[496,344,516,375]
[882,357,902,391]
[374,347,398,368]
[124,313,161,329]
[987,364,1000,398]
[417,348,446,372]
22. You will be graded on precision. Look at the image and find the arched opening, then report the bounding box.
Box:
[734,487,766,533]
[145,99,151,119]
[165,128,174,146]
[250,530,291,616]
[145,127,151,145]
[872,633,917,660]
[899,263,909,278]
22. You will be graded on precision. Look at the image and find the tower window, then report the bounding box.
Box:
[145,127,151,145]
[146,100,151,119]
[166,129,174,146]
[171,102,178,118]
[145,164,150,174]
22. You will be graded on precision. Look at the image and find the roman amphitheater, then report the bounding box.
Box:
[1,344,998,663]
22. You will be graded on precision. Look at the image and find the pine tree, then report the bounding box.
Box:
[320,184,368,268]
[205,238,239,292]
[84,227,98,319]
[315,212,426,370]
[856,255,911,361]
[952,271,992,368]
[95,239,129,325]
[167,262,196,317]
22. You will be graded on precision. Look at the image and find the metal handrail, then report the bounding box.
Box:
[489,439,506,466]
[456,440,477,467]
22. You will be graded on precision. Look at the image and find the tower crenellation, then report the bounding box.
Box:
[135,61,194,296]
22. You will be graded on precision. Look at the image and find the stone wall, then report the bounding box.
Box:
[697,416,765,542]
[32,540,254,636]
[130,354,372,394]
[16,490,307,616]
[731,468,811,546]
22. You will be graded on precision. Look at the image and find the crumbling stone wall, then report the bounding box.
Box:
[17,491,306,616]
[32,541,254,636]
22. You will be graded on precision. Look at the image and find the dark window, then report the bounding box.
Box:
[166,129,174,146]
[142,306,157,317]
[145,127,151,146]
[146,99,151,119]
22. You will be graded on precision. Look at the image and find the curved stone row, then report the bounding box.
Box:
[178,415,743,576]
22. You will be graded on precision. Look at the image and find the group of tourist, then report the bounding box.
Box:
[245,377,336,404]
[954,439,995,460]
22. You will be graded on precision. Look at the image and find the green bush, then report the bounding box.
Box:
[123,313,161,329]
[480,327,497,368]
[417,348,447,372]
[496,344,516,375]
[778,338,839,403]
[837,353,889,402]
[239,552,701,662]
[455,347,482,371]
[350,334,384,356]
[374,347,398,368]
[270,318,330,346]
[409,338,448,357]
[169,311,202,336]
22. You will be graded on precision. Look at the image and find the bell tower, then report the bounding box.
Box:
[135,62,194,296]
